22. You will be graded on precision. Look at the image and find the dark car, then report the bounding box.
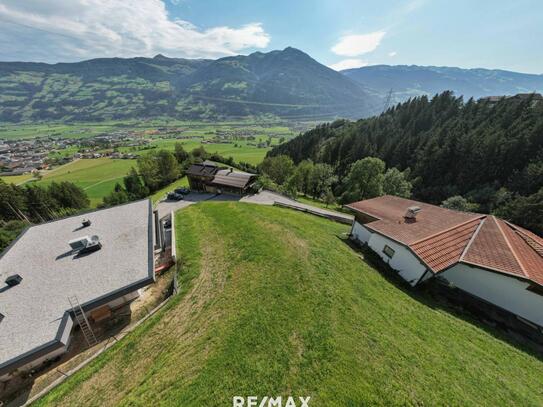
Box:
[167,192,183,201]
[175,187,191,195]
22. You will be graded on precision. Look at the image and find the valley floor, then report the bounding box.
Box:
[33,203,543,406]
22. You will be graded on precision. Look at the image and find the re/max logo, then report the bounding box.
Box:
[233,396,311,407]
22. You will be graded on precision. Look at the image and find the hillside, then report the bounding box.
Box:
[0,48,379,123]
[269,92,543,234]
[343,65,543,104]
[34,203,543,406]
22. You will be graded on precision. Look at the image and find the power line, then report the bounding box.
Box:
[382,89,393,113]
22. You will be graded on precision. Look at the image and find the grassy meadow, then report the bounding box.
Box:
[33,203,543,407]
[1,158,137,207]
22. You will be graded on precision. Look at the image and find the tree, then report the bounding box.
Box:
[191,146,208,160]
[495,188,543,235]
[309,163,337,198]
[156,150,181,186]
[323,189,336,208]
[292,160,314,195]
[48,182,90,210]
[137,153,161,192]
[23,184,59,221]
[174,143,189,164]
[441,195,479,212]
[340,157,385,203]
[0,179,27,221]
[123,167,149,200]
[383,167,412,198]
[102,183,130,207]
[260,155,295,185]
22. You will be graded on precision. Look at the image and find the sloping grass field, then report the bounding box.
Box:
[35,158,137,206]
[34,203,543,406]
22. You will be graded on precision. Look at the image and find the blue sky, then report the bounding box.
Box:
[0,0,541,73]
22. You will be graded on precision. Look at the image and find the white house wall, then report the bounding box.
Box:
[442,263,543,327]
[352,222,427,286]
[351,221,372,244]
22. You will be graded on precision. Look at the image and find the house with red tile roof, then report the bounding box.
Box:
[346,195,543,329]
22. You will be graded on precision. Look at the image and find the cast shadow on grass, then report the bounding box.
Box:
[338,235,543,362]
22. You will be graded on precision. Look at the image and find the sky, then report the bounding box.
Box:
[0,0,541,74]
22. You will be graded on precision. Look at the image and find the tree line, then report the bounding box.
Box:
[0,180,90,250]
[258,155,412,208]
[268,92,543,234]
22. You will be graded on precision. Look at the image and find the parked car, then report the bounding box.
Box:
[167,192,183,201]
[175,187,191,195]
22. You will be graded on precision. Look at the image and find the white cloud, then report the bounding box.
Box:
[331,31,385,57]
[329,59,368,71]
[0,0,270,62]
[388,51,397,57]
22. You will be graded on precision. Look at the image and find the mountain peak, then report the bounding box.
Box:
[153,54,169,60]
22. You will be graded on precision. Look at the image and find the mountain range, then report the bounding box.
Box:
[343,65,543,105]
[0,47,542,123]
[0,48,379,123]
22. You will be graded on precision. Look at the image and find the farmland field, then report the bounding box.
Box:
[33,203,543,407]
[32,158,136,207]
[1,120,298,205]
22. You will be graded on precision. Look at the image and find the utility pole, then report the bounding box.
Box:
[382,88,393,113]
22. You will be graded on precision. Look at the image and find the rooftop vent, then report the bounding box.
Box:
[5,274,22,287]
[69,235,102,254]
[404,206,421,220]
[82,219,91,227]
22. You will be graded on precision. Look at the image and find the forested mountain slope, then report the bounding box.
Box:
[0,48,379,122]
[269,92,543,233]
[343,65,543,104]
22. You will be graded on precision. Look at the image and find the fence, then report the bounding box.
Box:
[273,201,353,225]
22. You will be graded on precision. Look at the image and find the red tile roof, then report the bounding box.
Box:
[411,218,482,272]
[347,196,543,285]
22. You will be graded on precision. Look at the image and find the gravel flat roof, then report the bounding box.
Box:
[0,199,155,375]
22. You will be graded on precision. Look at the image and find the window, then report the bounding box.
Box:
[383,245,395,258]
[527,284,543,297]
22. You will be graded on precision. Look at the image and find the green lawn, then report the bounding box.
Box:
[34,158,137,207]
[0,173,35,185]
[33,203,543,407]
[296,194,345,213]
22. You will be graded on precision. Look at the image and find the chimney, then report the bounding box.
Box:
[5,274,22,287]
[404,206,421,221]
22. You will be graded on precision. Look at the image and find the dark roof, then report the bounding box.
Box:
[347,196,543,284]
[185,162,218,177]
[211,169,256,189]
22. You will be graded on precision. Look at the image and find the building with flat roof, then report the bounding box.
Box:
[0,199,156,380]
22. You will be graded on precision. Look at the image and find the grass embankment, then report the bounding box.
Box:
[34,203,543,406]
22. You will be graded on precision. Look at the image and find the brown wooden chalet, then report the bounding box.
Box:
[185,161,256,195]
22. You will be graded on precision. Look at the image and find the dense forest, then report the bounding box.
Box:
[0,180,90,251]
[269,92,543,234]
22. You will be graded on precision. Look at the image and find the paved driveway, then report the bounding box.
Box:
[156,190,353,224]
